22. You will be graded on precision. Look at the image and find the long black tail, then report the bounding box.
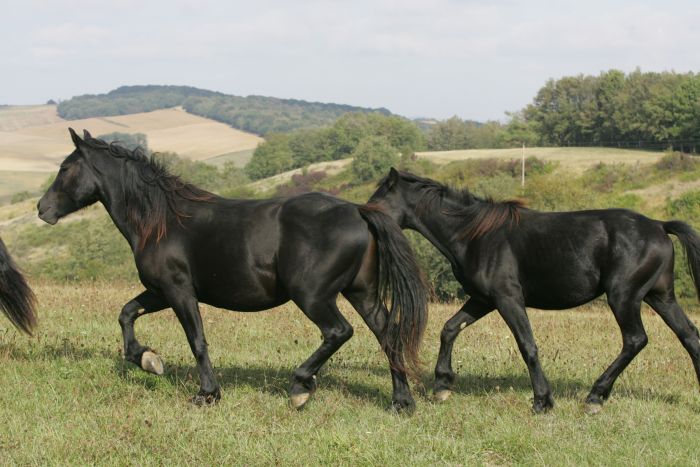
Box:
[0,237,36,335]
[664,220,700,300]
[358,205,428,380]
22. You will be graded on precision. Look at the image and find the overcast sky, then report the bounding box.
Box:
[1,0,699,121]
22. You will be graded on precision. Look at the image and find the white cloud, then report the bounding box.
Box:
[1,0,699,119]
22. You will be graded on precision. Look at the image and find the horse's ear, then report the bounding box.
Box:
[82,129,93,140]
[68,128,83,147]
[387,167,400,189]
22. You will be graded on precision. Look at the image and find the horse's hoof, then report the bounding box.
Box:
[290,392,310,409]
[434,389,452,402]
[391,398,416,414]
[191,391,220,406]
[140,351,164,375]
[585,402,603,415]
[532,396,554,414]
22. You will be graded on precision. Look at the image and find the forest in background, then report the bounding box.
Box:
[56,85,390,135]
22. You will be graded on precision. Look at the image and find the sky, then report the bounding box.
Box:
[1,0,699,122]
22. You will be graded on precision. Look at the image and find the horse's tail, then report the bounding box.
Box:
[0,237,36,335]
[663,220,700,300]
[358,204,428,380]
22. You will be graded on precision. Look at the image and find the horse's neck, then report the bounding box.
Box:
[96,171,142,251]
[412,198,467,269]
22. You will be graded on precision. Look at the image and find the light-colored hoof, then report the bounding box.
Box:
[584,402,603,415]
[141,351,164,375]
[290,393,310,409]
[434,389,452,402]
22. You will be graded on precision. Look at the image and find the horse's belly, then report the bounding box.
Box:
[522,270,603,310]
[194,268,287,311]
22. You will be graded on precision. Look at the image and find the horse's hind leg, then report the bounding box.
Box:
[434,298,493,402]
[119,290,168,375]
[585,293,647,412]
[645,291,700,386]
[344,289,415,412]
[289,296,354,409]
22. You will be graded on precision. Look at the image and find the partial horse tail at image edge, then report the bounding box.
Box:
[664,220,700,301]
[0,238,37,335]
[358,204,428,380]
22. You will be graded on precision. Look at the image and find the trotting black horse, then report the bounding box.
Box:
[37,130,427,411]
[369,168,700,413]
[0,237,36,335]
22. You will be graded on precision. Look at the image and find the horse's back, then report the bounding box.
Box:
[276,193,370,299]
[493,208,672,309]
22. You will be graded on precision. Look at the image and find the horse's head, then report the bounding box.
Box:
[37,129,101,224]
[368,168,432,229]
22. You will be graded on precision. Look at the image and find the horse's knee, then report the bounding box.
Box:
[440,321,464,343]
[624,333,648,353]
[326,323,353,344]
[118,302,140,327]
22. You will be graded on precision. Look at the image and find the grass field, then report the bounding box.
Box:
[2,283,700,465]
[203,148,256,168]
[0,171,50,202]
[0,105,64,132]
[0,105,263,172]
[248,158,352,192]
[416,147,665,172]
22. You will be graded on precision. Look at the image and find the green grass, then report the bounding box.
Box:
[0,170,51,203]
[203,149,256,168]
[3,283,700,464]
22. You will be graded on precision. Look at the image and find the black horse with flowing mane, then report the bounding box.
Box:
[0,237,36,335]
[369,168,700,413]
[37,129,427,411]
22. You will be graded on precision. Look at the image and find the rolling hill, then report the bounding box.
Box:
[0,105,263,171]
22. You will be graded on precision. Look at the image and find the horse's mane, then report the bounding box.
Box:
[82,136,213,250]
[383,171,525,240]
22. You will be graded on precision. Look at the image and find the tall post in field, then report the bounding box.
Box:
[521,143,525,189]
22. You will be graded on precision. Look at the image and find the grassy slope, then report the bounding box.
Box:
[0,105,64,131]
[2,283,700,464]
[0,171,51,202]
[417,147,665,172]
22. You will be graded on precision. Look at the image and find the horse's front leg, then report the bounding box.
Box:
[495,295,554,413]
[164,290,221,405]
[434,298,493,401]
[119,290,168,374]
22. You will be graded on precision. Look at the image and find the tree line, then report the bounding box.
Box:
[515,69,700,149]
[57,85,390,136]
[244,113,425,182]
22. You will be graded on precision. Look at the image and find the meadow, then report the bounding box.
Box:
[2,283,700,465]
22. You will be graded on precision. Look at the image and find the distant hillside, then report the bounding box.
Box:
[57,85,392,136]
[0,106,263,173]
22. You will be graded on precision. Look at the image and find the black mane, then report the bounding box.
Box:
[82,136,213,249]
[384,171,524,240]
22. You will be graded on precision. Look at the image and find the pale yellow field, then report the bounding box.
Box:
[0,105,64,131]
[417,147,666,171]
[0,106,263,172]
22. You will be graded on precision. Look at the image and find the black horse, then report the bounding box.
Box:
[37,130,427,411]
[369,168,700,413]
[0,237,36,335]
